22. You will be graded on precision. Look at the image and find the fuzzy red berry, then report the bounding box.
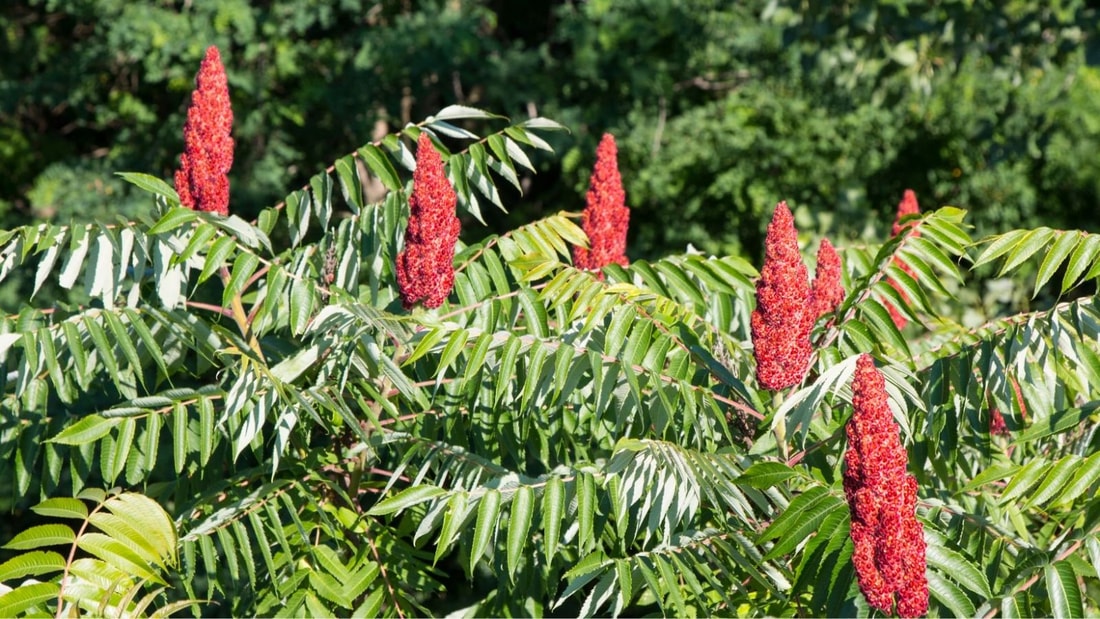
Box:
[1010,375,1029,422]
[891,189,921,237]
[396,133,461,309]
[887,190,921,329]
[844,354,928,618]
[751,202,813,390]
[808,238,844,329]
[990,408,1009,437]
[174,46,234,216]
[573,133,630,273]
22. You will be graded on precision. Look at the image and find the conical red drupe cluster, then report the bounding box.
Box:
[891,189,921,237]
[174,46,234,216]
[989,408,1009,437]
[1010,374,1029,422]
[751,202,814,390]
[396,133,461,309]
[990,374,1028,437]
[887,190,921,328]
[751,203,846,390]
[808,238,844,328]
[573,133,630,273]
[844,354,928,618]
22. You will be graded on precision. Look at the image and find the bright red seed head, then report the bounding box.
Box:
[990,408,1009,437]
[573,133,630,274]
[751,202,813,390]
[174,46,234,216]
[891,189,921,237]
[844,354,928,618]
[887,190,921,328]
[808,238,844,328]
[396,133,461,309]
[1010,375,1029,422]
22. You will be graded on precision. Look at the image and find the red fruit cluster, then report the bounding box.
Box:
[887,190,921,328]
[751,202,813,390]
[844,354,928,618]
[1010,375,1029,422]
[174,46,234,216]
[396,133,461,309]
[752,203,845,390]
[990,408,1009,437]
[891,189,921,237]
[573,133,630,273]
[808,238,844,327]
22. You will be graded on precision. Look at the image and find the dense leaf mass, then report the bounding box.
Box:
[5,7,1100,613]
[2,100,1099,617]
[174,46,233,216]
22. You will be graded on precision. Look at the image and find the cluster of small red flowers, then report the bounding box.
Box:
[844,354,928,618]
[175,46,234,216]
[752,202,812,389]
[990,408,1009,437]
[808,238,844,329]
[573,133,630,274]
[891,189,921,237]
[1010,374,1029,422]
[395,133,461,309]
[887,190,921,328]
[751,203,845,390]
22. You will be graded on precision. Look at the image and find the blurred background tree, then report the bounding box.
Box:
[3,0,1100,297]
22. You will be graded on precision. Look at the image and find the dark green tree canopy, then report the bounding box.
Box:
[4,0,1100,267]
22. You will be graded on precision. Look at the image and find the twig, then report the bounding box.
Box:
[185,300,234,318]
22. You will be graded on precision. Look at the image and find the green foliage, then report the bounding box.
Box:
[0,489,196,618]
[6,0,1100,276]
[2,95,1100,617]
[0,0,532,228]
